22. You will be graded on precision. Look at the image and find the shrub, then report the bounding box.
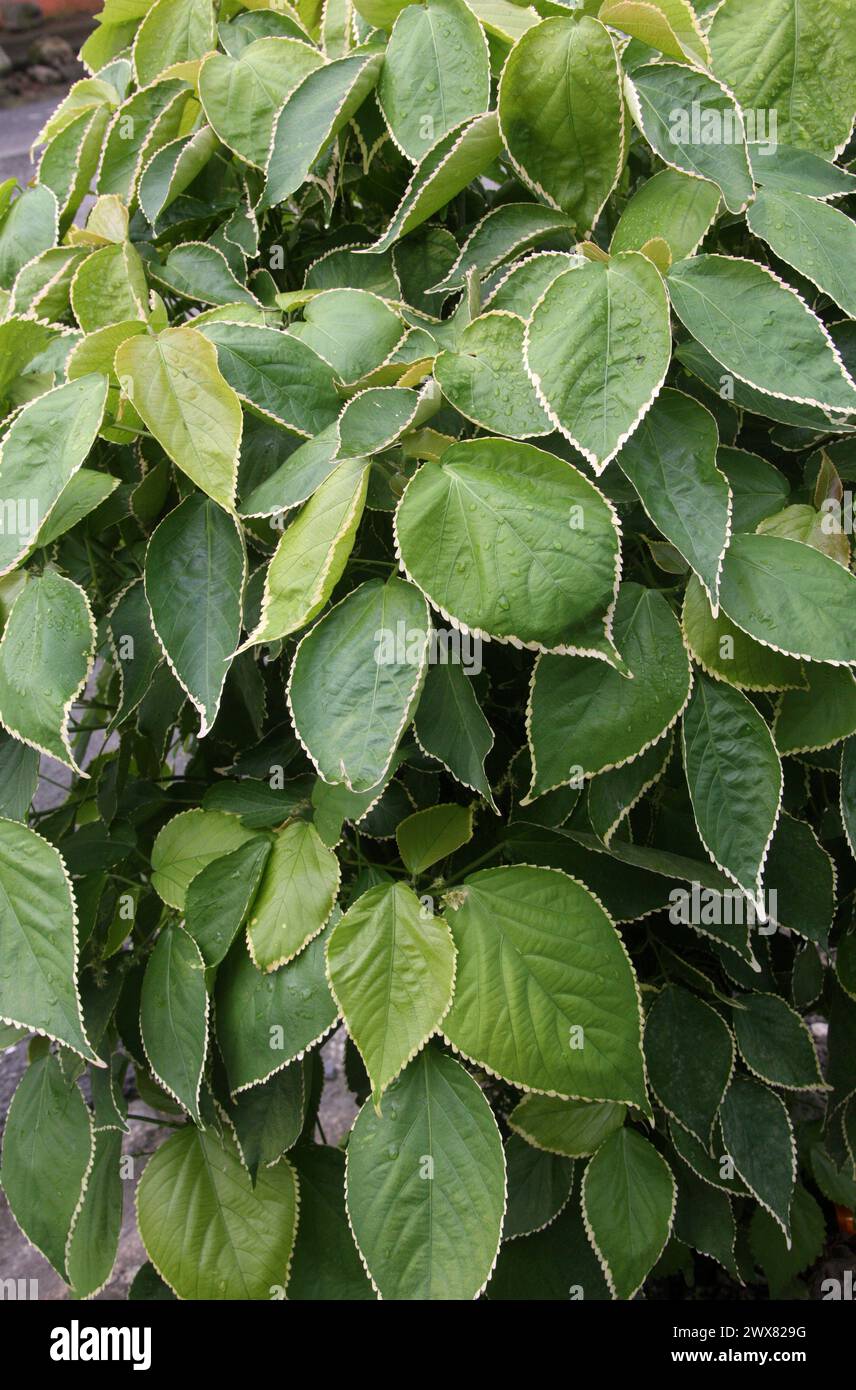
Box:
[0,0,854,1303]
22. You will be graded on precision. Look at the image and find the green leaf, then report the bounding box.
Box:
[0,373,108,577]
[747,189,856,320]
[0,185,57,290]
[97,78,191,202]
[150,808,257,910]
[240,424,341,518]
[289,1144,374,1298]
[843,738,856,864]
[35,469,120,548]
[587,739,671,846]
[716,447,789,533]
[733,992,824,1090]
[525,251,672,471]
[288,577,429,792]
[673,1159,737,1277]
[337,386,426,458]
[749,1184,825,1297]
[199,36,324,169]
[461,0,538,42]
[305,245,400,296]
[378,0,490,162]
[510,828,668,928]
[66,1128,123,1297]
[243,458,368,647]
[198,319,341,435]
[489,1177,609,1299]
[526,584,691,795]
[0,312,56,400]
[138,127,219,228]
[434,311,551,438]
[184,835,272,967]
[0,1021,27,1048]
[246,820,339,972]
[0,570,95,774]
[682,675,782,909]
[216,917,338,1094]
[264,48,385,206]
[90,1056,129,1132]
[0,1054,93,1278]
[366,111,503,253]
[626,61,754,214]
[289,289,404,387]
[140,924,208,1122]
[220,9,311,52]
[395,437,621,651]
[667,255,856,414]
[765,812,835,946]
[346,1046,505,1299]
[617,389,730,606]
[0,315,56,404]
[327,882,456,1102]
[71,240,148,331]
[681,574,806,692]
[503,1133,573,1240]
[107,579,163,728]
[644,985,735,1145]
[508,1094,626,1157]
[225,1062,305,1181]
[792,942,824,1010]
[668,1118,749,1197]
[508,824,748,944]
[396,803,473,874]
[757,502,851,568]
[708,0,856,158]
[203,777,315,829]
[582,1128,675,1299]
[145,495,245,736]
[718,532,856,665]
[511,828,664,939]
[116,327,243,510]
[677,337,846,432]
[413,660,496,809]
[151,243,261,310]
[719,1073,795,1236]
[432,204,576,294]
[774,665,856,754]
[128,1261,176,1301]
[311,774,392,847]
[600,0,709,65]
[0,819,99,1061]
[810,1143,856,1208]
[137,1125,298,1298]
[498,15,623,234]
[0,735,39,822]
[750,143,856,199]
[610,167,719,262]
[133,0,215,87]
[442,864,649,1110]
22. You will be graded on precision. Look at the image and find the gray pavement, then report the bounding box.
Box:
[0,97,54,187]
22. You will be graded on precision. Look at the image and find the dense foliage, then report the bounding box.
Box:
[0,0,855,1302]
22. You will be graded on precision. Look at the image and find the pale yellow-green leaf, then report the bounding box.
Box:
[243,458,369,647]
[115,327,243,510]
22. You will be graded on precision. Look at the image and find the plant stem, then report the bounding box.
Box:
[126,1113,184,1128]
[447,841,505,880]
